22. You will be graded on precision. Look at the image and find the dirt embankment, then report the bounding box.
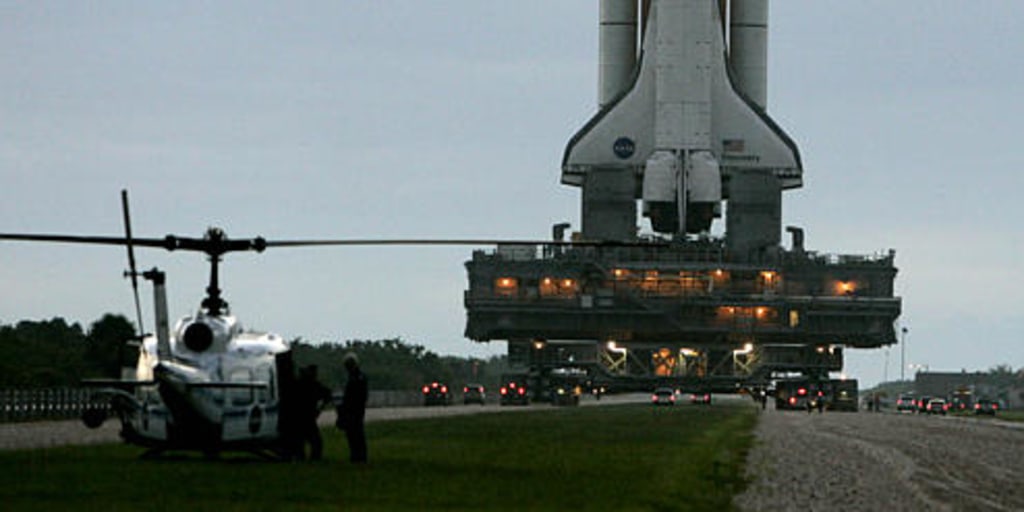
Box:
[735,408,1024,512]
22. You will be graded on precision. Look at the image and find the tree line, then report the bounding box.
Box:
[0,315,134,388]
[0,315,508,392]
[291,338,510,392]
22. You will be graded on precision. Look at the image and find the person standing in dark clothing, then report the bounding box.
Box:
[295,365,332,460]
[337,353,368,463]
[276,353,301,460]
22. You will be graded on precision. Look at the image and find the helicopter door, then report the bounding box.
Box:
[254,364,275,437]
[223,368,256,440]
[255,365,272,404]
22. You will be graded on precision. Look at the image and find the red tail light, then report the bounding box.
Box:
[797,388,807,396]
[441,386,448,394]
[789,397,797,405]
[422,386,429,394]
[975,404,981,409]
[500,387,508,395]
[518,387,526,395]
[652,395,658,402]
[993,404,999,410]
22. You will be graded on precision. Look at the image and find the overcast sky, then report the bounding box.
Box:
[2,1,1022,388]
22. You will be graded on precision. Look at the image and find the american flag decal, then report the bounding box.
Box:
[722,139,745,153]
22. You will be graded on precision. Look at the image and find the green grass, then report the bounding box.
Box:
[990,410,1024,423]
[950,409,1024,423]
[0,403,757,511]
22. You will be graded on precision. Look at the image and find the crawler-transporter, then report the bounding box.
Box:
[464,0,901,394]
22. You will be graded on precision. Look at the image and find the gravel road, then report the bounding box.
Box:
[734,407,1024,512]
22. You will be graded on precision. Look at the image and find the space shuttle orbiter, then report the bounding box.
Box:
[562,0,801,252]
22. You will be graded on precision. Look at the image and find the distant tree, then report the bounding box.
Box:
[84,314,137,378]
[0,316,510,391]
[288,337,508,392]
[989,363,1014,375]
[0,318,87,387]
[987,364,1018,387]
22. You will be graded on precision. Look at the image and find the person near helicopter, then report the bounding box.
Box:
[294,364,332,460]
[336,353,369,463]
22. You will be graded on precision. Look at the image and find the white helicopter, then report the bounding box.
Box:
[1,190,641,459]
[2,192,334,458]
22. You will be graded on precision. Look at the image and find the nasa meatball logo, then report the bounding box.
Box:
[613,137,635,159]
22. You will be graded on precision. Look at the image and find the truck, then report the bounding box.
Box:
[829,379,859,412]
[548,368,586,406]
[774,378,817,410]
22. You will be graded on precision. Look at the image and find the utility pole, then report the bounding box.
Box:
[900,327,909,381]
[884,348,890,384]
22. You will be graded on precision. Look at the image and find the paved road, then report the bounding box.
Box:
[0,392,645,451]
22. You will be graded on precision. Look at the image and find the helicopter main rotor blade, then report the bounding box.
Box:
[2,233,663,253]
[0,233,262,254]
[121,190,145,335]
[0,233,169,248]
[262,238,655,248]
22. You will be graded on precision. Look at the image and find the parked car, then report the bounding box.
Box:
[925,398,949,415]
[651,387,676,406]
[499,380,529,406]
[896,394,917,412]
[950,396,973,412]
[974,399,999,416]
[422,382,451,406]
[690,392,712,405]
[916,396,933,413]
[463,383,486,405]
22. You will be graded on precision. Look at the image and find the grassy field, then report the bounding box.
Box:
[949,410,1024,423]
[983,410,1024,423]
[0,402,757,511]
